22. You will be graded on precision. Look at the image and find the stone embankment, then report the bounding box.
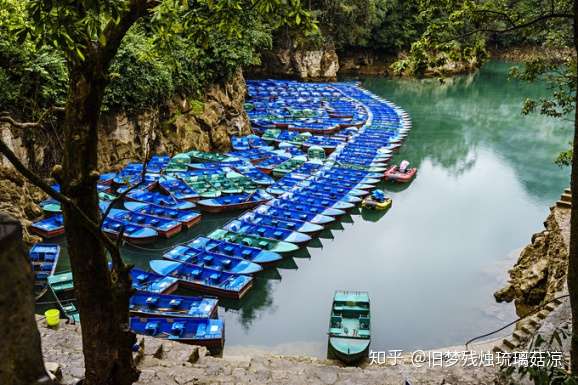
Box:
[39,317,502,385]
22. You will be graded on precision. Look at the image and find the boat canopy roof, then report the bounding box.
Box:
[334,291,369,304]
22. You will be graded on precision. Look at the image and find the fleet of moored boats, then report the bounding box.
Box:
[31,79,416,362]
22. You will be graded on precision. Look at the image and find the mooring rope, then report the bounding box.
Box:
[464,294,570,349]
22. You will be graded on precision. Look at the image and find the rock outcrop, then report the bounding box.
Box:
[98,67,251,169]
[250,47,339,81]
[494,205,569,317]
[0,68,251,234]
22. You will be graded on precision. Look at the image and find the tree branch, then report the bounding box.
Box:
[0,106,65,130]
[445,12,574,43]
[0,138,121,257]
[0,115,42,129]
[100,0,155,68]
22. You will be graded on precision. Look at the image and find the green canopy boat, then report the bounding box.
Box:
[180,171,258,197]
[165,153,191,172]
[261,128,281,142]
[272,156,306,177]
[186,150,234,163]
[207,228,298,254]
[328,291,371,364]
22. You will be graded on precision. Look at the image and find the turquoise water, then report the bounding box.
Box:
[53,61,572,357]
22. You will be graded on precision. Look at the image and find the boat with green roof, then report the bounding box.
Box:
[328,291,371,364]
[207,228,299,254]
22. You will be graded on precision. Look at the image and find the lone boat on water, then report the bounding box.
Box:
[384,160,417,183]
[328,291,371,364]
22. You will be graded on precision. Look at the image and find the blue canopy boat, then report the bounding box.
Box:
[278,192,355,211]
[295,189,363,204]
[268,197,346,217]
[106,208,182,238]
[253,205,335,225]
[30,215,64,238]
[130,317,224,352]
[150,260,253,299]
[196,190,273,213]
[29,243,60,298]
[123,202,202,228]
[188,237,282,266]
[301,182,369,198]
[130,268,179,294]
[130,291,218,319]
[126,189,196,210]
[158,177,200,202]
[239,211,324,234]
[234,166,275,186]
[102,217,159,244]
[223,219,311,246]
[163,244,263,275]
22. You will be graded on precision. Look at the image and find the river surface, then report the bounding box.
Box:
[54,61,571,357]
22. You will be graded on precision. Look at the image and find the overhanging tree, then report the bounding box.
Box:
[0,1,313,385]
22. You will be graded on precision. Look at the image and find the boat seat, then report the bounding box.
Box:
[258,241,269,248]
[145,296,159,308]
[359,316,370,329]
[331,315,342,328]
[136,216,146,223]
[150,219,160,226]
[144,321,160,336]
[222,259,232,267]
[209,273,220,282]
[273,231,283,238]
[203,255,213,265]
[171,322,185,337]
[242,250,252,257]
[358,329,370,338]
[136,273,148,282]
[224,245,234,254]
[168,299,182,308]
[196,323,207,337]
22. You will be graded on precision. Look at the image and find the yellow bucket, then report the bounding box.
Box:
[45,309,60,327]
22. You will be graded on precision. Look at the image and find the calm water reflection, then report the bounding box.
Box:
[54,61,572,356]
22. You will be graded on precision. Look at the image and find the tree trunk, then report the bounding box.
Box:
[61,63,138,385]
[569,0,578,374]
[0,214,53,385]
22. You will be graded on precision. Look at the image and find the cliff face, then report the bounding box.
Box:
[494,205,570,316]
[0,68,251,242]
[98,68,251,169]
[249,48,339,81]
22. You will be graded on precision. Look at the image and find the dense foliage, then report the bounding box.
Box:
[0,0,311,116]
